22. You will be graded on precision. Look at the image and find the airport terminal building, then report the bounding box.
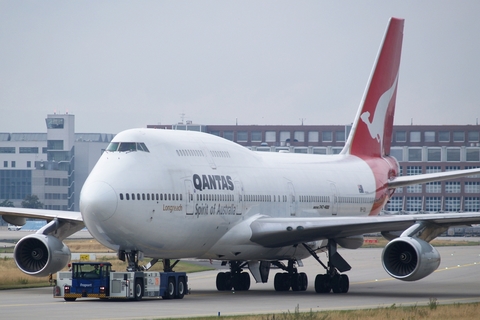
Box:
[150,122,480,213]
[0,114,113,212]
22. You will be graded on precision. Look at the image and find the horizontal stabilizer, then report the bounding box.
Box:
[388,167,480,188]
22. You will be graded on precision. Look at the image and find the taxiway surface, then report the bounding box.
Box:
[1,245,479,320]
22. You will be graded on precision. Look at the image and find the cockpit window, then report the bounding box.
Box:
[106,142,119,152]
[106,142,150,153]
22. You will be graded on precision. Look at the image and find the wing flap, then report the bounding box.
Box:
[250,213,480,248]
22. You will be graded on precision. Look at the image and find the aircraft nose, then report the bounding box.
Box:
[80,181,118,222]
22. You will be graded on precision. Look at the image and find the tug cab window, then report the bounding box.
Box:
[106,142,150,152]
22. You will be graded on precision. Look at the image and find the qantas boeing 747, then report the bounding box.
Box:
[2,17,480,295]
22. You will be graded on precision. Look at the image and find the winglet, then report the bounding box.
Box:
[342,18,404,158]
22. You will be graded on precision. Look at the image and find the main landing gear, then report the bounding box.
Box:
[216,261,251,291]
[272,259,308,292]
[303,239,351,294]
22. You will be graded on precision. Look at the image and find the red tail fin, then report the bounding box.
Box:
[343,18,404,158]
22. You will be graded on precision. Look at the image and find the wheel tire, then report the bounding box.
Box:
[299,272,308,291]
[241,272,250,291]
[331,274,341,293]
[224,272,232,290]
[291,274,301,292]
[339,274,349,293]
[274,273,283,291]
[134,278,144,301]
[163,277,176,299]
[314,274,331,293]
[176,276,186,299]
[216,272,227,291]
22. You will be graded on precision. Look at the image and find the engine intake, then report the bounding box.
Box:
[14,234,71,277]
[382,237,440,281]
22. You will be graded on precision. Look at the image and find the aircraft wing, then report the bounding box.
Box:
[388,167,480,188]
[249,213,480,247]
[0,207,84,240]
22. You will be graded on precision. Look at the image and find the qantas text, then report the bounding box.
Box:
[193,174,234,191]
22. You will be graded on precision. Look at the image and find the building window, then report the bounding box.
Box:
[294,148,308,154]
[445,197,461,212]
[386,197,403,212]
[453,131,465,142]
[3,161,7,168]
[332,148,342,154]
[407,184,422,193]
[210,131,220,137]
[280,131,291,143]
[47,140,64,150]
[390,148,403,161]
[464,197,480,211]
[19,147,39,154]
[465,182,480,193]
[396,131,406,142]
[335,131,345,142]
[427,148,441,161]
[424,131,435,142]
[27,161,31,168]
[425,197,441,212]
[237,131,248,142]
[410,131,421,142]
[251,131,262,142]
[45,118,64,129]
[468,131,479,142]
[406,197,422,212]
[312,148,327,154]
[42,147,48,153]
[308,131,319,142]
[408,148,422,161]
[426,182,441,193]
[445,181,461,193]
[439,131,450,142]
[265,131,276,142]
[446,148,460,161]
[322,131,332,142]
[11,161,15,168]
[426,166,441,173]
[0,147,15,153]
[223,131,234,141]
[466,148,480,161]
[294,131,305,142]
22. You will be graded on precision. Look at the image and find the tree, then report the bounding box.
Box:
[21,195,44,209]
[0,199,14,207]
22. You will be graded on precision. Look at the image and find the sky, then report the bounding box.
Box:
[1,1,479,134]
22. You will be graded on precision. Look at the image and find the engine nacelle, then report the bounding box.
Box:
[382,237,440,281]
[14,234,71,277]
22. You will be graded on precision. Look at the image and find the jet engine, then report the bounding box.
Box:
[14,234,71,277]
[382,237,440,281]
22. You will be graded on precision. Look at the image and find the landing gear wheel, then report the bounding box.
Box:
[163,277,176,299]
[314,274,331,293]
[176,276,186,299]
[134,278,144,300]
[274,273,290,291]
[299,272,308,291]
[233,272,251,291]
[331,274,349,293]
[216,272,227,291]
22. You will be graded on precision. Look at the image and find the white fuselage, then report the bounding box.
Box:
[80,129,382,261]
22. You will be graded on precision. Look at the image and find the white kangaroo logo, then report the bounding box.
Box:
[360,74,399,149]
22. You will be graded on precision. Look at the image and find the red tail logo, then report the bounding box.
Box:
[344,18,404,159]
